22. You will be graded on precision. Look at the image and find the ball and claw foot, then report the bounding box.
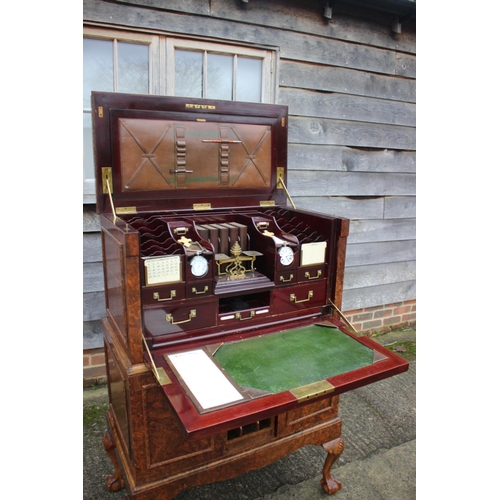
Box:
[320,437,345,495]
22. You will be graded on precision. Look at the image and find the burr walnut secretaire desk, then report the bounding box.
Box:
[92,91,409,500]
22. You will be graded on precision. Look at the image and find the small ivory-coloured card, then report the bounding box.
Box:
[144,255,181,285]
[167,349,244,409]
[300,241,327,266]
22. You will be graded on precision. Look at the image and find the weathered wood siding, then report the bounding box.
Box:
[83,0,416,348]
[83,207,105,349]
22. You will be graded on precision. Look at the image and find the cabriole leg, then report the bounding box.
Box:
[320,437,345,495]
[102,428,125,492]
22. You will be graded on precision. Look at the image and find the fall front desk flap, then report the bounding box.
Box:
[151,319,409,439]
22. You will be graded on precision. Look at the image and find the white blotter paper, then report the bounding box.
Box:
[167,349,244,409]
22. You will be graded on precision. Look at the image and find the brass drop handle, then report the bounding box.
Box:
[280,274,294,283]
[305,270,322,280]
[166,309,196,325]
[191,285,209,295]
[290,291,313,303]
[153,290,176,302]
[235,311,256,321]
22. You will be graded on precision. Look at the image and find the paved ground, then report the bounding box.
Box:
[83,328,416,499]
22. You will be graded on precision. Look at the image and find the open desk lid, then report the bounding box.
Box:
[92,92,288,215]
[148,317,409,440]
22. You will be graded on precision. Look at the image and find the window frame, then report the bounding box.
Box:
[83,28,160,202]
[165,38,275,103]
[83,27,278,204]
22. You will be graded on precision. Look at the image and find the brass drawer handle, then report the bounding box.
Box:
[290,291,313,303]
[153,290,176,302]
[305,270,322,280]
[280,274,294,283]
[235,311,256,321]
[191,285,209,295]
[166,309,196,325]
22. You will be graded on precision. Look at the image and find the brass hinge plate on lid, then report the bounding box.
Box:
[102,167,113,194]
[277,167,285,189]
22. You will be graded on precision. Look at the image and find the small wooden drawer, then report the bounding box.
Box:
[218,304,271,325]
[225,418,275,452]
[143,298,217,336]
[277,396,340,438]
[186,281,213,299]
[218,294,271,325]
[297,264,325,283]
[272,280,327,314]
[142,283,185,306]
[276,270,297,286]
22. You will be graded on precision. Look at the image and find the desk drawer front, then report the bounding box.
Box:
[276,270,297,286]
[187,281,213,299]
[143,298,217,336]
[219,305,271,326]
[218,294,271,326]
[297,264,325,283]
[277,396,339,437]
[142,283,186,306]
[272,281,327,314]
[225,418,275,452]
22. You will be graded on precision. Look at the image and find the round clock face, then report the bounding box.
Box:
[278,246,294,266]
[190,255,209,277]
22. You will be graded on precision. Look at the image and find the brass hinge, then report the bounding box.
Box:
[102,167,112,194]
[290,380,335,403]
[102,167,117,223]
[193,203,211,210]
[142,335,172,386]
[116,207,137,215]
[277,167,285,188]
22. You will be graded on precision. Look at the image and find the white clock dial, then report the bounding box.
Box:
[190,255,209,277]
[278,246,294,266]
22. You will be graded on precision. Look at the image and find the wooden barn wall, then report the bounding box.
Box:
[83,0,416,348]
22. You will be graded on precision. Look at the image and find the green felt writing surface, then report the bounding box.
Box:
[214,325,374,394]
